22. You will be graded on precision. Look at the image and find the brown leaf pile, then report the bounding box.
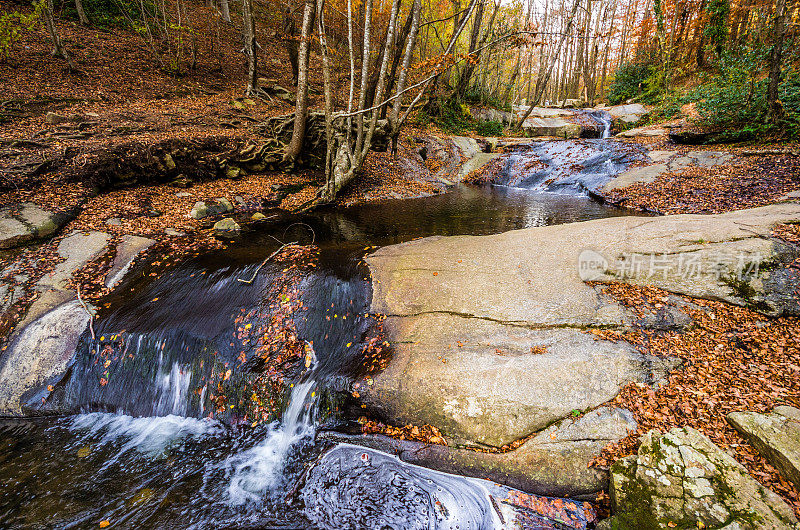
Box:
[589,282,800,518]
[359,417,447,446]
[606,153,800,214]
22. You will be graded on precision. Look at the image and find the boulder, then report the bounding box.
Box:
[610,427,799,529]
[213,218,240,238]
[0,301,91,414]
[727,407,800,491]
[189,198,234,219]
[606,104,649,125]
[0,203,73,249]
[521,117,582,138]
[251,212,267,221]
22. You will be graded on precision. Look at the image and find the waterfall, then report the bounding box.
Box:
[155,361,192,416]
[224,378,318,505]
[590,109,612,138]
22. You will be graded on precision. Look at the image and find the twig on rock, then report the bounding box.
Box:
[76,285,95,341]
[237,241,298,284]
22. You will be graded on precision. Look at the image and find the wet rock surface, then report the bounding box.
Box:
[104,234,155,288]
[610,427,799,529]
[728,407,800,491]
[322,407,637,497]
[0,300,91,414]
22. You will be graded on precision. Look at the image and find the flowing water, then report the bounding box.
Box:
[0,139,645,529]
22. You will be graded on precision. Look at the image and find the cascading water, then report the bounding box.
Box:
[224,377,317,505]
[590,109,613,139]
[155,360,193,417]
[492,135,645,195]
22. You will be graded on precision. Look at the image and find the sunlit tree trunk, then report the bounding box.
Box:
[75,0,89,25]
[42,0,76,71]
[242,0,258,95]
[515,0,581,127]
[219,0,231,23]
[767,0,787,125]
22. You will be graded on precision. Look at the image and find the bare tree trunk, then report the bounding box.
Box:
[767,0,787,125]
[75,0,90,25]
[454,0,486,97]
[242,0,258,95]
[284,6,299,83]
[42,0,76,71]
[355,0,373,154]
[284,0,318,164]
[389,0,422,153]
[515,0,581,127]
[219,0,231,22]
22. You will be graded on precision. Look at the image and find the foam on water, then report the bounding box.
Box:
[67,412,224,459]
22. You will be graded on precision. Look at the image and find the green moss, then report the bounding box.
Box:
[722,273,771,313]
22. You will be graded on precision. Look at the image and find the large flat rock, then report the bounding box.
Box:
[38,230,111,290]
[364,204,800,449]
[601,150,735,193]
[728,407,800,492]
[369,203,800,321]
[365,313,662,446]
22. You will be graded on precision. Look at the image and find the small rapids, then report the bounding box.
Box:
[224,378,317,505]
[490,120,645,195]
[0,165,635,528]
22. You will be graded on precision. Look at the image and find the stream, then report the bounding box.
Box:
[0,136,645,529]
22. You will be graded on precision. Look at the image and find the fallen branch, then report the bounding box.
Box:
[76,285,95,341]
[237,241,298,284]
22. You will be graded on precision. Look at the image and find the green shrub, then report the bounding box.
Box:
[607,60,654,104]
[0,1,43,58]
[435,95,473,134]
[475,120,503,136]
[62,0,154,29]
[694,44,800,140]
[462,86,512,112]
